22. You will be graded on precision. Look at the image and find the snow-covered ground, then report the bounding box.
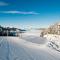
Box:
[0,30,60,60]
[44,34,60,52]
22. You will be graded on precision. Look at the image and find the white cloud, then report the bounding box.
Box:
[0,2,8,6]
[1,11,39,15]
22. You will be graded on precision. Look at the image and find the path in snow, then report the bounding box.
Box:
[0,31,60,60]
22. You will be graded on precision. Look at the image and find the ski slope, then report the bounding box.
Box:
[0,30,60,60]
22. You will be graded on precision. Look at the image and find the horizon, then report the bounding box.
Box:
[0,0,60,29]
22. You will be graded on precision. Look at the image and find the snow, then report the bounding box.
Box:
[44,34,60,52]
[0,30,60,60]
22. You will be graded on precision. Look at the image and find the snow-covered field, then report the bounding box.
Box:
[0,30,60,60]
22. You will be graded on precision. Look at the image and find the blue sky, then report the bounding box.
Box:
[0,0,60,29]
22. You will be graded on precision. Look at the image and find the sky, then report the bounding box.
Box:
[0,0,60,29]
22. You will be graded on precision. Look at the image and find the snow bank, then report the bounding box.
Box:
[44,34,60,52]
